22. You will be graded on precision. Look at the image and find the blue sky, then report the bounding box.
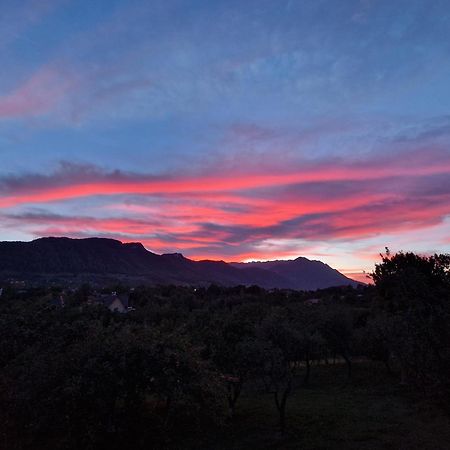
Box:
[1,0,450,280]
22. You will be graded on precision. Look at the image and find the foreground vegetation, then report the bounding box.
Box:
[0,251,449,449]
[204,362,450,450]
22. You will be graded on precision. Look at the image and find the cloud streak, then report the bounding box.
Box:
[1,146,449,263]
[0,66,76,119]
[1,1,450,275]
[1,148,449,208]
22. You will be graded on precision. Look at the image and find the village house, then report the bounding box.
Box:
[50,295,66,308]
[88,292,131,313]
[305,297,321,305]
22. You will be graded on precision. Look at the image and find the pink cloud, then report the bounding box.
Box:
[0,66,75,119]
[1,148,450,207]
[1,147,449,267]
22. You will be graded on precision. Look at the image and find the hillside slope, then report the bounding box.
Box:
[0,237,359,289]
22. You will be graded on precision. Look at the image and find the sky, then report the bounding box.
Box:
[1,0,450,282]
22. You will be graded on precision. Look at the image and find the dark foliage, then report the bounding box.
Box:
[371,250,450,403]
[0,250,448,448]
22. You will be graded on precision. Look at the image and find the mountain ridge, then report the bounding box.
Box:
[0,237,360,290]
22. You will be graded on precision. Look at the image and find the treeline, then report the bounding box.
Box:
[0,251,449,449]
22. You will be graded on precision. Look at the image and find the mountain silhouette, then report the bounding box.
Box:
[0,237,360,289]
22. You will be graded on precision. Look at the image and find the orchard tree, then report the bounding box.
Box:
[372,250,450,397]
[257,309,304,433]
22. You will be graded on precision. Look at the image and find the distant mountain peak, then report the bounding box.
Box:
[162,252,186,260]
[123,242,147,250]
[0,237,360,290]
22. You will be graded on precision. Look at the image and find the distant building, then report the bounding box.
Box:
[89,292,131,313]
[305,298,321,305]
[49,295,66,308]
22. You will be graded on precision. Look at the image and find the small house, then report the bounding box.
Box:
[305,297,321,305]
[88,292,133,313]
[103,294,128,313]
[50,295,66,308]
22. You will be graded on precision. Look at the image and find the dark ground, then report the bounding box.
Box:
[191,362,450,450]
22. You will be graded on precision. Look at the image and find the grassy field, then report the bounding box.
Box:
[196,362,450,450]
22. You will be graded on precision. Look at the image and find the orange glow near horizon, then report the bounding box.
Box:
[2,1,450,282]
[1,151,450,275]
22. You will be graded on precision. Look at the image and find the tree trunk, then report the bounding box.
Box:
[274,381,291,433]
[227,380,243,418]
[163,395,172,426]
[303,358,311,386]
[383,356,395,375]
[400,365,409,385]
[343,354,352,380]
